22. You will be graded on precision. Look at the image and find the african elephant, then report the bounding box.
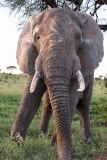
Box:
[11,8,104,160]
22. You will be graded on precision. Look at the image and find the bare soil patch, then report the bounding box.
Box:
[91,154,107,160]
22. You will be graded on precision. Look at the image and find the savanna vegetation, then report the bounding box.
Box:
[0,73,107,160]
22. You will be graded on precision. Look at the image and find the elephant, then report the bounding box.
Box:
[10,8,104,160]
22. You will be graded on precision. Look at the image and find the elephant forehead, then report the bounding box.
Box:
[46,14,72,28]
[33,15,77,40]
[34,9,74,29]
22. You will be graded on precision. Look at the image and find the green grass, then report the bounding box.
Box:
[0,73,27,94]
[0,73,107,159]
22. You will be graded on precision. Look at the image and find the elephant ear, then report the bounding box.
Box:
[16,14,38,76]
[77,12,104,76]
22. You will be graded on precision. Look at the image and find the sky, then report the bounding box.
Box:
[0,7,107,77]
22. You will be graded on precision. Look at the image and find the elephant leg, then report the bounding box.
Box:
[76,79,93,141]
[11,76,46,141]
[69,80,80,122]
[38,90,52,134]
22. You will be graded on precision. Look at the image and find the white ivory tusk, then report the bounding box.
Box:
[30,71,41,93]
[76,70,85,92]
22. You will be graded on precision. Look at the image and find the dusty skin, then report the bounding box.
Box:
[11,8,104,160]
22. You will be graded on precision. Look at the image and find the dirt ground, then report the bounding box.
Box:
[91,154,107,160]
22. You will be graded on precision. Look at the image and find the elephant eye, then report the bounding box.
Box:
[75,34,80,41]
[34,34,40,41]
[36,35,40,40]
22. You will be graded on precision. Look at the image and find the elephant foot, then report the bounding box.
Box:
[11,132,24,146]
[51,131,57,146]
[38,127,48,135]
[81,137,93,144]
[38,131,46,138]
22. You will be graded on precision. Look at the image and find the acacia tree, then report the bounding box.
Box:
[6,66,17,74]
[0,0,107,30]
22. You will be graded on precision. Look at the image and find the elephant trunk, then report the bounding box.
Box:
[48,83,71,160]
[43,50,73,160]
[30,44,85,159]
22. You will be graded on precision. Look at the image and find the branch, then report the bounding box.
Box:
[42,0,57,8]
[96,0,107,5]
[99,24,107,31]
[66,0,83,5]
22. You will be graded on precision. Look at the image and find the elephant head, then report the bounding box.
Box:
[12,8,103,160]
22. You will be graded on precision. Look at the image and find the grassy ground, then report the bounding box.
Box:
[0,73,107,160]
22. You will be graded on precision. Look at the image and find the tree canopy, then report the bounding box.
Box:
[0,0,107,30]
[6,66,17,74]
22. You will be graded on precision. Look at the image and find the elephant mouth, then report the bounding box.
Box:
[30,70,85,93]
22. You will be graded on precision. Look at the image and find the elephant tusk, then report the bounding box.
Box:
[76,70,85,92]
[30,71,41,93]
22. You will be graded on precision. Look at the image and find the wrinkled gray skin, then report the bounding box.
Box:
[11,8,104,160]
